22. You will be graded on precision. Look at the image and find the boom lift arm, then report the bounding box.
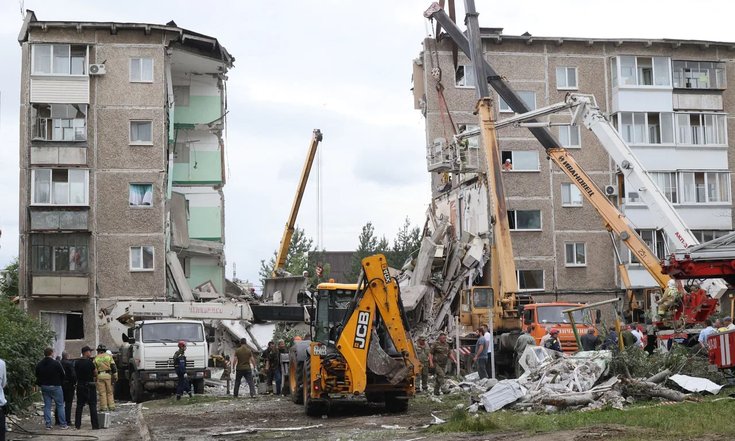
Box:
[273,129,323,277]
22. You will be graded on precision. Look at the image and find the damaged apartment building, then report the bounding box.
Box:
[16,11,232,354]
[411,27,735,323]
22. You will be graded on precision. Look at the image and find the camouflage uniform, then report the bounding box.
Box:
[429,340,450,395]
[414,341,430,392]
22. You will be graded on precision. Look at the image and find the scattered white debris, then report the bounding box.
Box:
[380,424,407,429]
[669,374,723,394]
[480,380,528,412]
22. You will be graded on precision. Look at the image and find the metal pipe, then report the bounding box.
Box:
[561,298,621,313]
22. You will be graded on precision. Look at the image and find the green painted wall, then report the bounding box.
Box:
[172,151,222,184]
[188,206,222,241]
[174,96,222,125]
[188,261,224,295]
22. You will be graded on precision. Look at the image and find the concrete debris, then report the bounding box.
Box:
[668,374,723,395]
[480,379,528,412]
[380,424,407,429]
[215,424,324,436]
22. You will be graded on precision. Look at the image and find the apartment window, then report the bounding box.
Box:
[40,312,84,340]
[692,230,730,243]
[130,57,153,82]
[631,229,666,263]
[130,246,154,271]
[32,169,88,205]
[561,183,583,206]
[649,172,678,203]
[501,151,539,171]
[508,210,542,230]
[618,112,675,145]
[31,234,89,273]
[556,67,578,89]
[616,56,670,87]
[558,126,581,148]
[675,113,727,146]
[32,104,87,142]
[672,61,726,89]
[565,242,587,267]
[517,269,544,291]
[499,91,536,113]
[32,44,86,75]
[129,184,153,207]
[455,65,476,88]
[130,121,153,144]
[680,172,731,204]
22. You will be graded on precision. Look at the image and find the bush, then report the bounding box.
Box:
[0,298,54,411]
[609,344,725,384]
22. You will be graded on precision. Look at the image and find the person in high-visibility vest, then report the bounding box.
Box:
[93,345,117,411]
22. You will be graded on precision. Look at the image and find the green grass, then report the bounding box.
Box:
[429,390,735,440]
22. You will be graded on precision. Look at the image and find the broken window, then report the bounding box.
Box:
[673,60,726,89]
[498,91,536,113]
[516,269,544,291]
[455,65,476,88]
[32,104,87,141]
[129,183,153,207]
[565,242,586,266]
[555,66,578,89]
[31,234,89,273]
[130,57,153,82]
[130,246,154,271]
[561,183,583,206]
[130,121,153,144]
[32,44,87,75]
[32,169,88,205]
[508,210,542,230]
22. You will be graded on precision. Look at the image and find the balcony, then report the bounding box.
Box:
[31,275,89,298]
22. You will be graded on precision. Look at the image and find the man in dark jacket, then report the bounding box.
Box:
[580,328,602,351]
[173,341,192,400]
[36,347,68,430]
[74,346,99,430]
[56,352,76,427]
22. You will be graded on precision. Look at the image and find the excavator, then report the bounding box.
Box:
[288,254,420,416]
[426,1,724,349]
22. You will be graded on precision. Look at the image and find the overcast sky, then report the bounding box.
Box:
[1,1,733,288]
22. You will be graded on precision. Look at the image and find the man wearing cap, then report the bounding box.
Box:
[173,341,192,400]
[718,316,735,332]
[74,346,99,430]
[93,345,116,412]
[543,329,562,352]
[429,333,456,396]
[414,336,430,392]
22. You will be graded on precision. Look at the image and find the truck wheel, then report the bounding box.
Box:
[384,391,409,413]
[193,379,205,394]
[303,358,325,417]
[130,372,145,403]
[290,352,303,404]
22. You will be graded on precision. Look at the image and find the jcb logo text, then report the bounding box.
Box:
[353,311,371,349]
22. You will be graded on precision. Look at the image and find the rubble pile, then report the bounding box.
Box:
[459,347,726,414]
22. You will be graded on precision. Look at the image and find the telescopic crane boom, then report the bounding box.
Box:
[273,129,323,277]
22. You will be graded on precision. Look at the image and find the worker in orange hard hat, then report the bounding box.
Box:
[173,340,192,400]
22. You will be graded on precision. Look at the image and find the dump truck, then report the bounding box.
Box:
[288,254,420,416]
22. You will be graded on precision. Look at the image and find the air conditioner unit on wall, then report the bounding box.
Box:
[604,184,618,196]
[88,64,106,75]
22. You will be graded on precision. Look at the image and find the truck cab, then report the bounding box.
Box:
[119,319,211,402]
[522,303,595,352]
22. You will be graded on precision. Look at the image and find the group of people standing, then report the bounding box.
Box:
[34,345,116,431]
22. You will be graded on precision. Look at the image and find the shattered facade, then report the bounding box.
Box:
[412,30,735,308]
[17,11,233,354]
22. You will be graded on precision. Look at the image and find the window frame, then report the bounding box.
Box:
[672,60,727,90]
[129,183,154,208]
[30,168,89,206]
[129,246,155,272]
[555,66,578,90]
[613,55,671,88]
[129,120,153,145]
[558,125,581,148]
[32,104,88,142]
[31,44,88,76]
[516,269,544,292]
[616,112,676,146]
[564,242,587,267]
[501,150,540,172]
[508,209,543,231]
[129,57,154,83]
[674,112,728,146]
[498,91,536,113]
[31,233,90,274]
[561,182,583,207]
[455,65,476,88]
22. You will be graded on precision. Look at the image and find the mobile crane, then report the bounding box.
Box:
[288,254,419,416]
[426,1,723,345]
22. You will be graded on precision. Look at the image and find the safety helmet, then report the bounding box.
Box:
[96,344,107,352]
[178,340,187,348]
[550,328,560,335]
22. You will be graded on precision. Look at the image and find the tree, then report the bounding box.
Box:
[259,226,315,286]
[349,222,379,281]
[0,258,19,299]
[388,217,422,269]
[0,298,54,411]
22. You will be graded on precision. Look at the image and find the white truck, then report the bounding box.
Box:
[100,301,255,402]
